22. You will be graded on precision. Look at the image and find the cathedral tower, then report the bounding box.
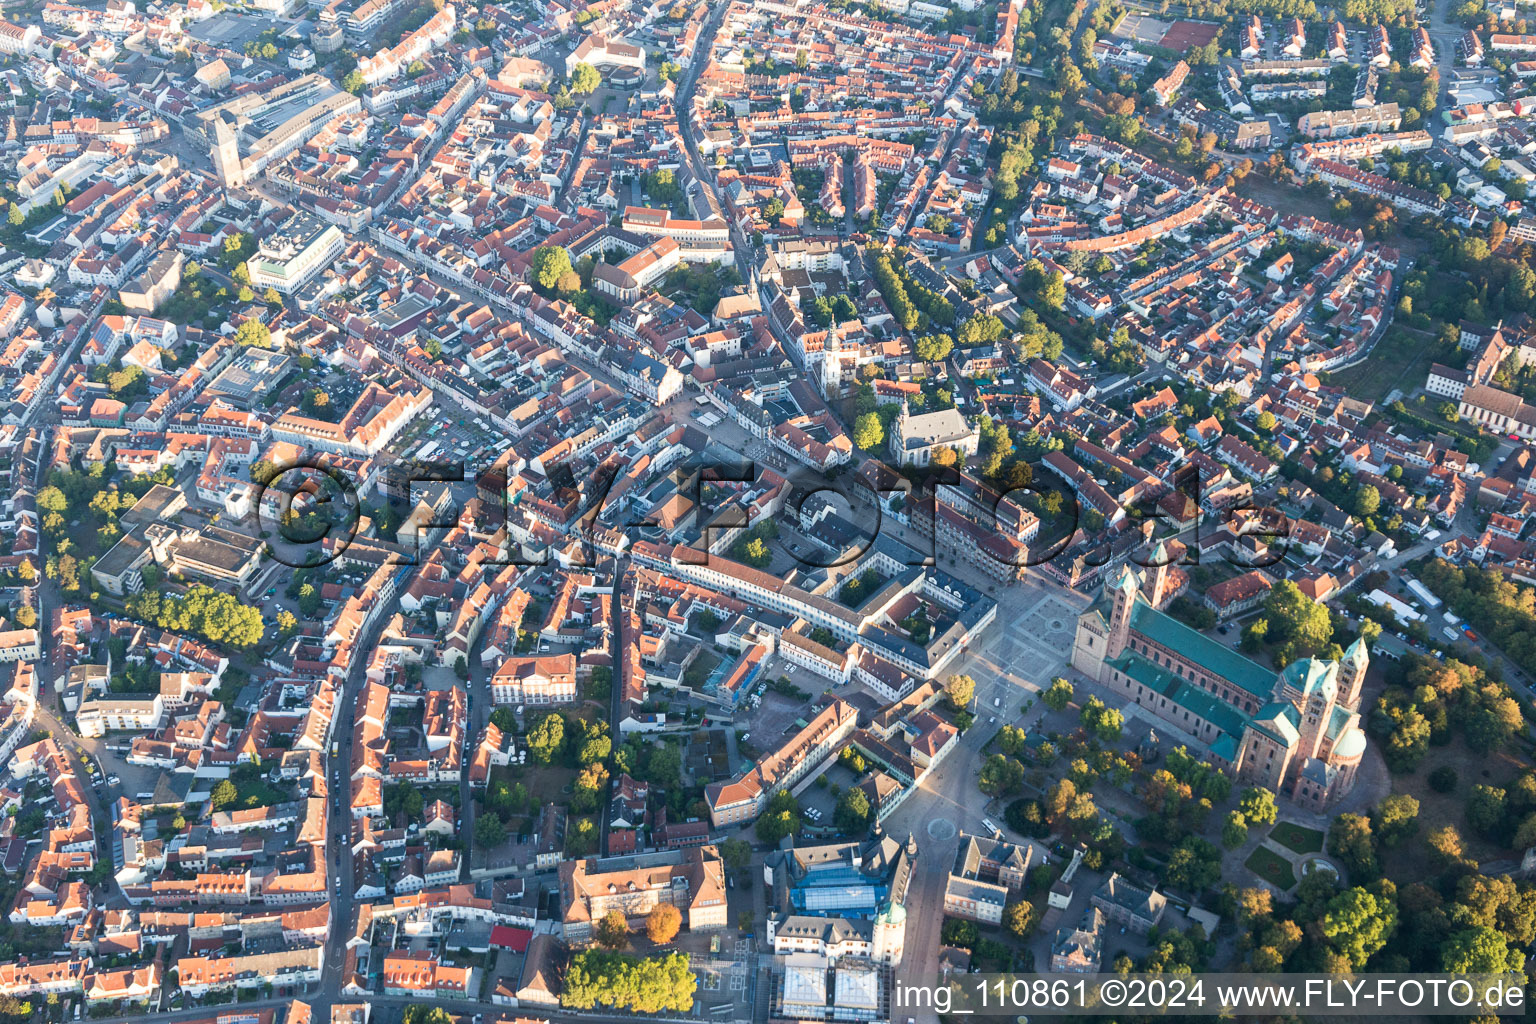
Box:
[1340,637,1369,710]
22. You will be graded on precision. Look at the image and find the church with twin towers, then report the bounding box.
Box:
[1072,546,1370,810]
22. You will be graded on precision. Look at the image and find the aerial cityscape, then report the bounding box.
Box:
[0,0,1532,1018]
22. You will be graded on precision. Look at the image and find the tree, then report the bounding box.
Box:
[403,1006,454,1024]
[646,904,682,944]
[1222,810,1249,849]
[755,790,801,844]
[531,245,574,292]
[915,333,953,362]
[1043,678,1074,711]
[342,69,365,94]
[997,725,1028,756]
[1261,580,1334,662]
[1373,794,1419,847]
[12,605,35,629]
[234,318,271,349]
[853,412,884,451]
[945,673,975,710]
[1079,696,1123,742]
[596,910,629,950]
[37,486,67,515]
[562,951,696,1014]
[1003,900,1033,938]
[578,731,612,767]
[834,787,872,833]
[1236,887,1273,925]
[297,583,321,618]
[1040,271,1066,311]
[1238,788,1278,827]
[474,812,506,847]
[1440,926,1525,975]
[6,204,21,227]
[1467,784,1507,838]
[1327,814,1379,880]
[527,712,565,765]
[1355,485,1381,518]
[570,62,601,94]
[741,537,770,568]
[979,754,1025,797]
[720,837,751,875]
[642,743,682,789]
[572,763,609,814]
[126,583,262,646]
[1427,824,1465,868]
[569,817,598,856]
[210,779,237,810]
[1164,836,1221,893]
[55,554,79,593]
[1466,696,1523,754]
[1322,885,1397,971]
[387,782,424,821]
[941,917,979,948]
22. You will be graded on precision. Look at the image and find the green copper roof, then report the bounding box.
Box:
[1110,652,1247,740]
[1129,600,1275,700]
[1209,733,1239,763]
[1250,701,1301,747]
[1325,703,1355,742]
[1344,636,1369,667]
[1280,658,1337,698]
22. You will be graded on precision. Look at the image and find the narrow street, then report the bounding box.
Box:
[317,588,404,1010]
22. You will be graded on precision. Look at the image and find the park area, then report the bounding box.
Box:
[1327,327,1444,403]
[1269,821,1325,855]
[1245,846,1295,889]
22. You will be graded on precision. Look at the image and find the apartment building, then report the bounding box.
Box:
[705,699,858,826]
[1090,874,1167,935]
[175,947,323,996]
[489,653,577,705]
[943,832,1035,924]
[75,694,165,738]
[557,845,727,942]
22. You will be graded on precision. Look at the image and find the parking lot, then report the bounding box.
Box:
[392,404,510,474]
[187,12,273,48]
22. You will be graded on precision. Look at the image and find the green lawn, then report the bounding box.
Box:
[1245,846,1296,889]
[684,649,723,690]
[1326,326,1443,404]
[1270,821,1325,855]
[227,764,290,809]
